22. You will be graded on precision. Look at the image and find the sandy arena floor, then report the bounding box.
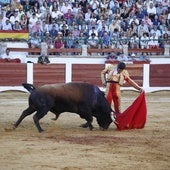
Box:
[0,91,170,170]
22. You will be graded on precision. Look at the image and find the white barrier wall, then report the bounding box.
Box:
[0,61,170,93]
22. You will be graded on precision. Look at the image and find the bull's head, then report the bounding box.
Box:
[97,111,115,130]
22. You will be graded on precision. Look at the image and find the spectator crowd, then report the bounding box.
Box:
[0,0,170,54]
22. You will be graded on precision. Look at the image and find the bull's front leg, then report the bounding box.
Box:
[80,114,94,130]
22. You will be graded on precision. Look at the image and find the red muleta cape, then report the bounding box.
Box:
[116,91,147,130]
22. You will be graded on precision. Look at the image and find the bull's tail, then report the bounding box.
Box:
[22,83,36,93]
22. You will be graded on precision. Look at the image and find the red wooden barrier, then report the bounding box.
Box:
[150,64,170,87]
[33,64,65,86]
[0,63,27,86]
[72,64,105,86]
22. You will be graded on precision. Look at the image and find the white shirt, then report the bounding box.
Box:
[51,10,63,19]
[147,5,157,15]
[10,15,20,25]
[2,21,12,30]
[60,3,72,14]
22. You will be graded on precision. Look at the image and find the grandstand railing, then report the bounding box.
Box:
[8,47,165,56]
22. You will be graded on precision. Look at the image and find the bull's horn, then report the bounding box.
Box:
[110,112,119,125]
[110,112,115,122]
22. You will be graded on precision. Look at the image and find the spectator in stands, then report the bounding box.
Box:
[89,0,100,13]
[65,31,75,49]
[75,9,84,26]
[129,53,136,61]
[159,9,168,25]
[100,31,111,49]
[23,0,31,13]
[109,20,121,36]
[72,2,81,15]
[20,14,28,30]
[137,20,149,37]
[110,33,121,49]
[32,1,40,14]
[117,52,129,62]
[45,12,53,25]
[120,31,129,47]
[26,7,34,19]
[51,6,63,20]
[31,20,43,34]
[49,24,58,42]
[50,1,59,13]
[142,15,153,30]
[100,0,109,13]
[43,31,53,49]
[18,6,25,19]
[76,31,86,47]
[0,14,8,30]
[11,0,23,11]
[79,0,88,14]
[2,19,12,30]
[156,3,164,17]
[13,20,22,30]
[40,1,50,16]
[159,33,170,48]
[129,21,138,35]
[129,33,139,48]
[136,7,146,22]
[120,4,129,19]
[59,20,68,30]
[161,26,170,36]
[136,0,143,10]
[88,33,99,49]
[140,32,150,49]
[0,48,21,63]
[138,53,151,62]
[129,15,139,26]
[89,26,98,37]
[64,8,74,25]
[72,25,80,38]
[60,23,69,37]
[152,14,160,27]
[29,32,41,48]
[148,32,159,48]
[28,13,38,32]
[10,9,20,26]
[150,25,161,38]
[38,51,50,64]
[54,33,64,52]
[36,8,43,20]
[106,52,117,60]
[60,1,73,14]
[162,0,170,11]
[147,2,156,20]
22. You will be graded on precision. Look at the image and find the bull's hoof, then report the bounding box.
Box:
[80,123,88,128]
[89,125,94,131]
[13,123,17,130]
[38,129,44,133]
[99,127,104,131]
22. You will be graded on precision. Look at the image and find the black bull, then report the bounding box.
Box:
[14,82,115,132]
